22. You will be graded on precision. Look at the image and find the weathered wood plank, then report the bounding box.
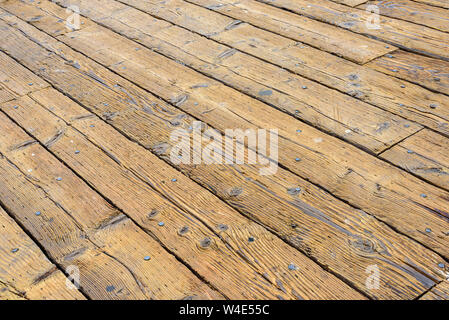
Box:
[83,0,449,136]
[0,0,94,36]
[0,11,447,266]
[26,86,449,299]
[366,50,449,96]
[0,205,85,300]
[0,113,223,300]
[1,94,363,300]
[0,50,48,103]
[256,0,449,61]
[358,1,449,32]
[42,0,421,155]
[164,0,395,64]
[405,0,449,9]
[420,281,449,300]
[380,129,449,191]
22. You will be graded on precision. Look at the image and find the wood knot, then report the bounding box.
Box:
[178,226,189,236]
[217,224,228,232]
[349,238,376,255]
[199,237,212,249]
[147,209,158,219]
[228,187,243,197]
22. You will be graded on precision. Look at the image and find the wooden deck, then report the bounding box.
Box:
[0,0,448,300]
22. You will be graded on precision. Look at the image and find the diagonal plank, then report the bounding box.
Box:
[0,7,448,299]
[366,50,449,96]
[2,92,367,300]
[24,86,448,299]
[255,0,449,61]
[0,113,224,300]
[420,281,449,299]
[0,50,48,103]
[87,0,449,136]
[358,0,449,32]
[34,0,421,154]
[380,129,449,191]
[0,205,85,300]
[134,0,395,64]
[0,10,448,265]
[413,0,449,9]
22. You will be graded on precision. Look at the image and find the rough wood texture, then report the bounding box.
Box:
[257,0,449,61]
[413,0,449,9]
[0,50,48,103]
[380,129,449,191]
[358,1,449,32]
[366,50,449,96]
[0,112,224,300]
[97,0,449,136]
[0,206,85,300]
[169,0,395,64]
[420,281,449,300]
[0,0,447,300]
[45,0,419,155]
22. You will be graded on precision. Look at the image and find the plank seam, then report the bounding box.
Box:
[0,196,90,300]
[1,12,446,297]
[5,8,448,272]
[27,90,360,299]
[355,1,449,34]
[253,0,449,62]
[0,106,229,300]
[112,0,446,142]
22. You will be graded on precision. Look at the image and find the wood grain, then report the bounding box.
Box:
[366,50,449,96]
[256,0,449,60]
[0,0,447,300]
[83,0,449,136]
[0,205,85,300]
[0,112,222,300]
[0,50,48,103]
[41,0,420,154]
[380,129,449,191]
[170,0,395,64]
[358,1,449,32]
[420,281,449,299]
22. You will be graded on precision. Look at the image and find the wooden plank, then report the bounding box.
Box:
[0,12,447,265]
[45,0,421,155]
[256,0,449,61]
[164,0,395,64]
[380,129,449,191]
[3,18,448,300]
[3,91,367,300]
[82,0,449,137]
[26,86,449,299]
[0,13,448,299]
[0,205,85,300]
[358,1,449,32]
[0,113,223,300]
[420,281,449,300]
[0,51,48,103]
[366,50,449,96]
[410,0,449,9]
[0,0,94,36]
